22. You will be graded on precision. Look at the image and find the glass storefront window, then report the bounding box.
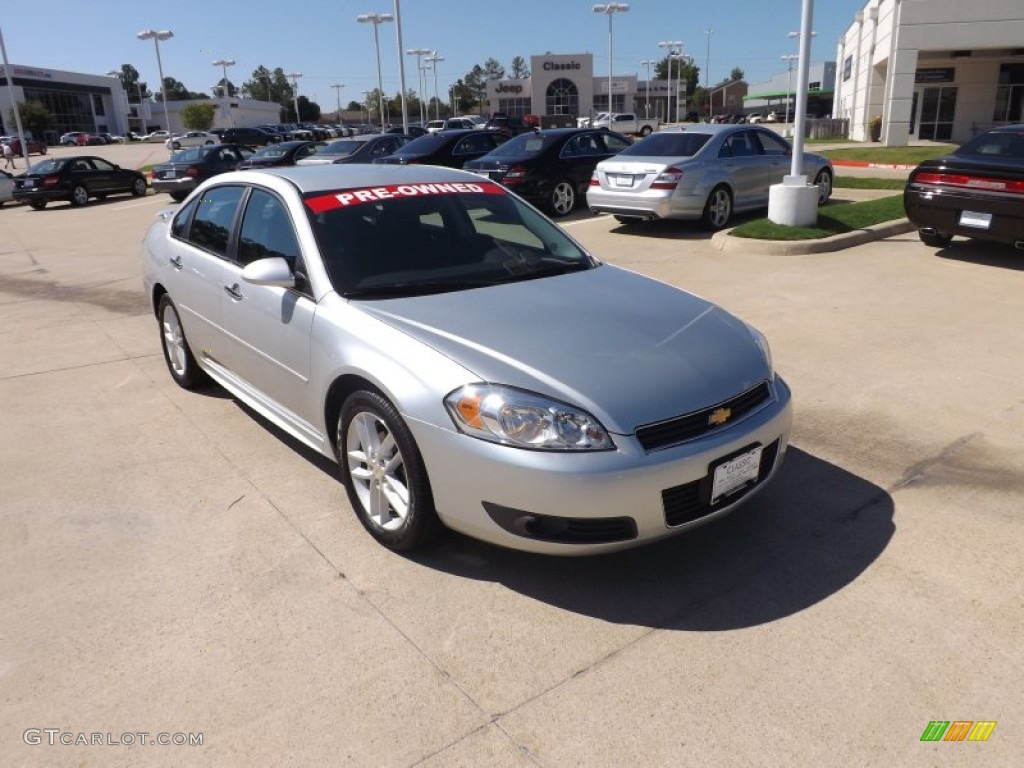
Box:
[545,78,578,116]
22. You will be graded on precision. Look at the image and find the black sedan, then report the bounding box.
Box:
[237,141,326,169]
[295,134,412,166]
[374,129,511,169]
[905,124,1024,249]
[12,156,148,209]
[218,126,281,147]
[465,128,632,216]
[151,144,254,202]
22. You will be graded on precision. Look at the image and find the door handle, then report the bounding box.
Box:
[169,255,183,270]
[223,283,244,301]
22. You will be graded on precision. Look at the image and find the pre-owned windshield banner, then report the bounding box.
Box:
[305,181,504,213]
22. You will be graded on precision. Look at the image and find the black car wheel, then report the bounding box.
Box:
[39,146,47,155]
[70,185,89,207]
[172,142,182,150]
[169,191,188,203]
[158,295,206,389]
[702,185,733,230]
[338,390,442,552]
[550,180,577,217]
[639,125,653,137]
[131,177,148,197]
[28,199,47,210]
[814,169,833,205]
[919,230,953,248]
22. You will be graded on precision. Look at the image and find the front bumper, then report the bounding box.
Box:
[410,376,793,555]
[904,186,1024,246]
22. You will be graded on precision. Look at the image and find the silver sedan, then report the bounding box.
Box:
[142,164,792,554]
[587,124,833,229]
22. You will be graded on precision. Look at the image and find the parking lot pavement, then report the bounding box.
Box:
[1,194,1022,766]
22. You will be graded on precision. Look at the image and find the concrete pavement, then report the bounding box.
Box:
[1,172,1021,766]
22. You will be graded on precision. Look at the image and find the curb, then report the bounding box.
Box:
[831,159,917,170]
[710,218,916,255]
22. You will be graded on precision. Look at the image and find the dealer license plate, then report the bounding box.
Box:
[24,179,35,189]
[958,210,992,230]
[613,174,633,187]
[711,446,763,504]
[164,170,176,179]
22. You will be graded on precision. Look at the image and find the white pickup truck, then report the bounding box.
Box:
[591,112,659,136]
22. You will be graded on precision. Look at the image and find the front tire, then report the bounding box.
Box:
[339,391,441,552]
[158,295,205,389]
[639,125,653,137]
[28,199,46,210]
[169,191,188,203]
[814,168,833,205]
[702,185,733,230]
[172,142,181,150]
[919,230,952,248]
[70,185,89,207]
[550,180,576,217]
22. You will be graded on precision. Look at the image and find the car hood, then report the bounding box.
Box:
[355,265,770,433]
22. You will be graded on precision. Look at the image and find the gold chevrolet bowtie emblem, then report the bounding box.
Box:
[708,407,732,426]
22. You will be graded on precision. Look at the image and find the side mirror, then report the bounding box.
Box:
[241,256,295,288]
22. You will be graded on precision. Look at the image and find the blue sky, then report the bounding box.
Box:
[1,1,865,106]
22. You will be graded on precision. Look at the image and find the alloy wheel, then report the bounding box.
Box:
[345,412,410,533]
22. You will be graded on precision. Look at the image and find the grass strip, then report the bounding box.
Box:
[833,176,905,190]
[730,195,905,240]
[820,145,955,164]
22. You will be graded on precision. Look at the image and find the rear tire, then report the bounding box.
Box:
[29,199,46,210]
[813,168,833,205]
[919,230,952,248]
[639,125,653,137]
[169,191,188,203]
[702,185,733,230]
[338,390,442,552]
[172,142,181,150]
[131,177,148,197]
[70,185,89,207]
[550,180,576,217]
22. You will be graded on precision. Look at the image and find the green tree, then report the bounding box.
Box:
[510,56,529,79]
[463,65,486,110]
[180,102,216,131]
[215,78,238,98]
[240,66,293,104]
[117,63,150,101]
[7,100,52,139]
[154,77,191,102]
[655,57,700,105]
[346,100,363,112]
[730,67,745,82]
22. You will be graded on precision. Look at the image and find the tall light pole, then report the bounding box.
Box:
[425,52,444,120]
[640,59,655,118]
[593,4,629,115]
[658,40,682,123]
[670,53,688,122]
[136,29,173,153]
[392,1,409,134]
[406,48,432,125]
[211,58,235,128]
[332,84,348,125]
[704,29,713,118]
[781,55,799,125]
[357,12,394,131]
[286,71,303,122]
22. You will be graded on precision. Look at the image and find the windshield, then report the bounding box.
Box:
[956,129,1024,159]
[619,132,711,157]
[320,140,364,156]
[392,133,448,155]
[486,133,553,158]
[169,147,215,163]
[303,181,596,297]
[25,158,65,174]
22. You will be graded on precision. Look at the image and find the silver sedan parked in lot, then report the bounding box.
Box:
[142,165,792,554]
[587,124,833,229]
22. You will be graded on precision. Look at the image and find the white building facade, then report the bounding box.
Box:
[835,0,1024,144]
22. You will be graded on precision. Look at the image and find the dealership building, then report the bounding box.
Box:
[487,52,691,121]
[835,0,1024,144]
[1,63,280,140]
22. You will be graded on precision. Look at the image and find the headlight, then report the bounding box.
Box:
[445,384,614,451]
[748,325,774,378]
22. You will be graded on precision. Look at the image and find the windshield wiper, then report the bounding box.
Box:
[343,279,497,299]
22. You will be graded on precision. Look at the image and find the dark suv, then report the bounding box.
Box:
[218,127,281,147]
